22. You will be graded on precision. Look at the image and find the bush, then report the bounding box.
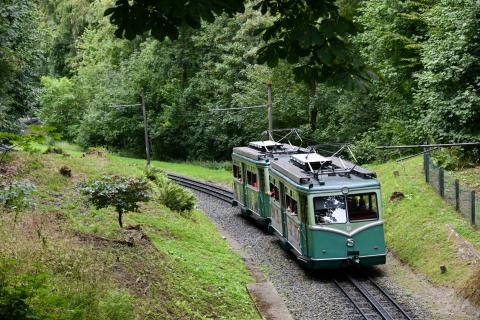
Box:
[0,260,45,320]
[79,176,151,227]
[432,147,474,170]
[0,179,36,212]
[157,181,196,214]
[144,168,196,213]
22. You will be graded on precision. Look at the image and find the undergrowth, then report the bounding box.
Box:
[0,150,259,319]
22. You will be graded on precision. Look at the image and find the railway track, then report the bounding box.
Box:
[334,272,412,320]
[168,174,413,320]
[167,173,234,203]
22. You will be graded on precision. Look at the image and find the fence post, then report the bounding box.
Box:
[472,191,476,226]
[439,167,444,198]
[455,179,460,211]
[424,149,430,183]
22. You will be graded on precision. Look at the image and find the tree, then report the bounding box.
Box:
[0,0,46,132]
[104,0,374,87]
[39,77,84,140]
[79,176,151,228]
[414,0,480,143]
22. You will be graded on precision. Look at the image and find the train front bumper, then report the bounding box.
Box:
[298,253,386,270]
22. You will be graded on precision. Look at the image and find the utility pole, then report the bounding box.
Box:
[267,82,273,140]
[140,89,151,166]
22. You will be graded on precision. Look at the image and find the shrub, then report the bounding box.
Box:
[143,166,165,182]
[84,147,108,158]
[0,273,44,320]
[157,181,196,214]
[79,176,151,228]
[143,168,196,214]
[0,179,36,212]
[432,147,474,170]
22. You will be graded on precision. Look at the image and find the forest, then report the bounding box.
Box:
[1,0,479,163]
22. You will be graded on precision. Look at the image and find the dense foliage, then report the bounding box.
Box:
[79,175,151,227]
[1,0,479,162]
[0,0,45,132]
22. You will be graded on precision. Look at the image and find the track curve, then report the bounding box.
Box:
[168,173,416,320]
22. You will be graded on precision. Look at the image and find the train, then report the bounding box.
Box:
[231,140,386,269]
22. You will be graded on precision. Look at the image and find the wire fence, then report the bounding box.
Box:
[424,153,478,226]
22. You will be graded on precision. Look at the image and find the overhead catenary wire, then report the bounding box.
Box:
[209,104,268,111]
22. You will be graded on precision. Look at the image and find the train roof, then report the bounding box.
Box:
[270,153,379,191]
[232,141,308,164]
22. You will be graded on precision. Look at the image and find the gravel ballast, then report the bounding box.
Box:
[193,191,432,320]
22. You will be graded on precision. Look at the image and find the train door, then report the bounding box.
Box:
[269,175,282,234]
[299,194,308,255]
[279,182,287,237]
[245,164,260,214]
[241,162,247,206]
[257,168,265,217]
[284,187,301,253]
[232,159,244,206]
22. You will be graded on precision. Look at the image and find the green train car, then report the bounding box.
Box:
[231,141,303,226]
[232,143,386,269]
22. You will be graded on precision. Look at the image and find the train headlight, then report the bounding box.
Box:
[346,238,355,247]
[341,187,349,195]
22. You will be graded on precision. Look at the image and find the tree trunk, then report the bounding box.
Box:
[118,209,123,228]
[308,81,317,131]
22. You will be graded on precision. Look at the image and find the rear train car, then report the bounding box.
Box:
[268,152,386,269]
[231,141,303,226]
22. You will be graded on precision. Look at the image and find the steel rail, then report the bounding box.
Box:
[366,276,412,320]
[333,279,368,320]
[336,272,413,320]
[346,273,394,320]
[167,173,233,203]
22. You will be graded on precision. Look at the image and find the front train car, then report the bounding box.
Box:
[269,152,386,269]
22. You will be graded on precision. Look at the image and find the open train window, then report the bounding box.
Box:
[233,164,242,179]
[314,196,347,224]
[269,182,279,202]
[247,170,257,188]
[285,194,298,215]
[347,193,378,221]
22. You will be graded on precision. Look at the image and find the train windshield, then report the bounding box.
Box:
[346,193,378,221]
[314,192,379,224]
[314,196,347,224]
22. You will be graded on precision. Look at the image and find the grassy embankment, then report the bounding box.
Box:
[115,146,479,303]
[368,159,480,304]
[0,146,259,319]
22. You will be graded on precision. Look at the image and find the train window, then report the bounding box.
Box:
[314,196,347,224]
[285,194,298,215]
[233,164,242,179]
[247,170,257,188]
[347,193,378,221]
[269,182,280,202]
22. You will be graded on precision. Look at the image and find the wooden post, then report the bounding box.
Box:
[267,82,273,140]
[140,89,151,166]
[471,191,476,226]
[439,167,444,198]
[455,179,460,212]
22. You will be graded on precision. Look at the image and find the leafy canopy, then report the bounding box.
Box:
[104,0,374,87]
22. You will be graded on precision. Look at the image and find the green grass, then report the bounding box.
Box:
[369,158,480,287]
[19,142,480,305]
[0,148,259,319]
[36,142,232,185]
